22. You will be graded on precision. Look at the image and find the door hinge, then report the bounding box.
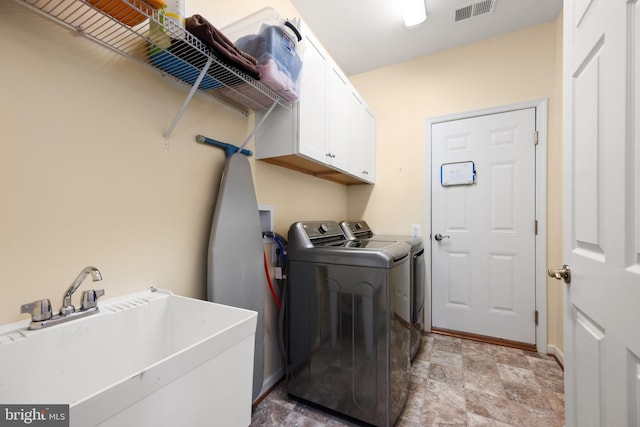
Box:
[535,310,539,326]
[535,219,538,235]
[534,130,539,145]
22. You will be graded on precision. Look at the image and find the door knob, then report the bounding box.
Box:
[434,233,450,241]
[548,264,571,284]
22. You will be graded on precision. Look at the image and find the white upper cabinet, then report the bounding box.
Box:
[325,66,350,171]
[347,92,364,178]
[254,22,375,185]
[297,34,327,163]
[361,106,376,183]
[347,92,375,184]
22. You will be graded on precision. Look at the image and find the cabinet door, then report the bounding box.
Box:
[361,106,375,183]
[298,35,327,163]
[325,67,349,170]
[347,92,364,178]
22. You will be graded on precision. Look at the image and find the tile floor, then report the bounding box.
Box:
[250,333,565,426]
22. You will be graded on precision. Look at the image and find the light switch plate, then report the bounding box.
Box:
[411,224,420,237]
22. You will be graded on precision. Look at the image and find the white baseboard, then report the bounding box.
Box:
[547,344,565,367]
[254,366,285,404]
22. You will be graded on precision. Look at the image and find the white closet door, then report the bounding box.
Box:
[431,108,537,344]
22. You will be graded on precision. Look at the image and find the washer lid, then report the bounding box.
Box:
[339,220,424,252]
[369,234,424,252]
[289,239,411,268]
[288,221,412,267]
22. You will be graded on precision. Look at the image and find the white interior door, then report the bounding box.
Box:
[431,108,537,344]
[562,1,640,426]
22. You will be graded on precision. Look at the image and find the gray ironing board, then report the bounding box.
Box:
[207,152,264,402]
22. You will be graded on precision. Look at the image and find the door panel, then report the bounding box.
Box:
[631,353,640,427]
[634,0,640,273]
[298,35,326,162]
[432,108,536,344]
[444,251,472,308]
[362,107,376,181]
[444,186,470,231]
[490,162,516,230]
[489,253,516,313]
[573,42,602,254]
[326,67,349,170]
[563,0,640,426]
[347,92,363,177]
[574,311,604,427]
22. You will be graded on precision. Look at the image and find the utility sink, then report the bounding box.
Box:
[0,288,257,426]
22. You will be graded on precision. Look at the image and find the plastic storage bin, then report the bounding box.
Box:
[223,8,303,103]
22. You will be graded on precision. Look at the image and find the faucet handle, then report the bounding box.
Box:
[80,289,105,311]
[20,299,53,322]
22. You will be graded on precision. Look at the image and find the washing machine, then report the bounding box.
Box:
[286,221,411,427]
[340,220,425,361]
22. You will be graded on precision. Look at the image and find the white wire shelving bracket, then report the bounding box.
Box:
[14,0,294,140]
[164,56,214,139]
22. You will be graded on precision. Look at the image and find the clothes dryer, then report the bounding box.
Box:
[287,221,411,427]
[340,220,425,361]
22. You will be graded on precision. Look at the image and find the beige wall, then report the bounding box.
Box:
[0,0,346,330]
[547,10,564,355]
[348,18,564,352]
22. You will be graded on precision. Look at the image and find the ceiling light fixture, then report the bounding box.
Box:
[402,0,427,27]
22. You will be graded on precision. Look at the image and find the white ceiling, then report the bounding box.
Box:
[289,0,563,76]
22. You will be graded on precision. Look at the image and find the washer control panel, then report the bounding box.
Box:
[342,220,373,238]
[301,221,345,240]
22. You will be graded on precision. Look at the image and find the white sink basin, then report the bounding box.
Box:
[0,288,257,427]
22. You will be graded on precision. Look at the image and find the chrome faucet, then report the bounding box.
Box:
[20,266,105,330]
[60,266,102,315]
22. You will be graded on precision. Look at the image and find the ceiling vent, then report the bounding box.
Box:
[454,0,496,22]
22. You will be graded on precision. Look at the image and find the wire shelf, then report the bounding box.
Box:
[16,0,293,114]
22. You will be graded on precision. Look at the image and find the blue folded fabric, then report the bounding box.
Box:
[149,41,223,90]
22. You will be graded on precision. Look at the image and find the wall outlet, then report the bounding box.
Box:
[411,224,421,237]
